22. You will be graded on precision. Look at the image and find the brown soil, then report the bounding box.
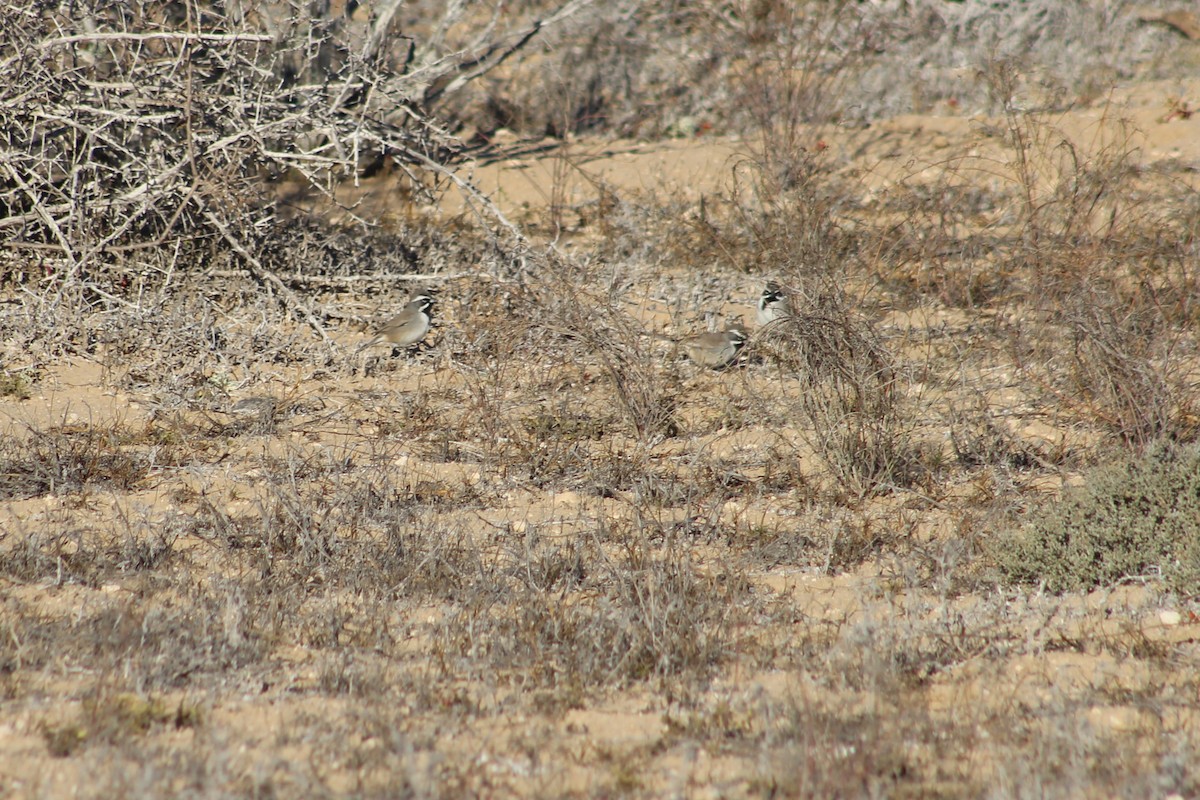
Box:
[4,77,1200,798]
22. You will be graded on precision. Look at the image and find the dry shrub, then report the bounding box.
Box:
[731,0,872,184]
[0,0,575,339]
[0,423,180,499]
[438,531,763,691]
[20,586,265,691]
[756,284,894,414]
[454,0,1174,138]
[535,267,681,441]
[871,59,1176,313]
[745,506,902,575]
[643,119,920,494]
[947,394,1048,471]
[1056,285,1195,447]
[1008,236,1199,449]
[870,180,1018,310]
[868,44,1200,314]
[716,147,853,281]
[753,284,917,495]
[2,511,190,587]
[878,57,1200,449]
[434,274,671,482]
[977,59,1151,250]
[759,704,945,797]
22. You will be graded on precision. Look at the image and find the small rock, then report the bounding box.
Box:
[230,396,277,416]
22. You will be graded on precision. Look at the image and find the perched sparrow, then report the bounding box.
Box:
[684,326,747,369]
[357,293,434,353]
[756,280,792,326]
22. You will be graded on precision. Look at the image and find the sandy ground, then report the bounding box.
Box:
[4,74,1200,798]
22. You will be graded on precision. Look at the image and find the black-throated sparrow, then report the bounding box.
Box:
[683,326,747,368]
[756,280,793,326]
[357,292,434,353]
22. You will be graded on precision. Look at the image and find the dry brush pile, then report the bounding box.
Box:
[0,0,591,339]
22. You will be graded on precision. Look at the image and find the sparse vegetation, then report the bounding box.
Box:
[3,0,1200,796]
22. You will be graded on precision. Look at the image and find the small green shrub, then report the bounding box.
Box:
[994,443,1200,594]
[0,371,33,399]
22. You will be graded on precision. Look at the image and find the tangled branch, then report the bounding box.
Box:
[0,0,587,335]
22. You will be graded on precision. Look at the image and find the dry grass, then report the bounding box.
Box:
[3,0,1200,796]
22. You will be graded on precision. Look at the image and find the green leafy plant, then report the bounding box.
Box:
[994,443,1200,594]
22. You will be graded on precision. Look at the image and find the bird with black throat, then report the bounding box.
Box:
[356,291,435,356]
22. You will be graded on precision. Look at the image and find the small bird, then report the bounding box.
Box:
[683,326,747,369]
[357,293,434,353]
[756,280,792,326]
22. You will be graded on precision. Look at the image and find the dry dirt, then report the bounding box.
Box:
[3,77,1200,798]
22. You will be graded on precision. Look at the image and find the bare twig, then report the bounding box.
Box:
[421,0,594,107]
[362,0,407,64]
[204,270,476,285]
[3,163,78,270]
[203,210,336,350]
[37,31,273,48]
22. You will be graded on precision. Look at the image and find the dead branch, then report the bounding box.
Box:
[203,210,336,350]
[36,31,274,48]
[204,270,475,286]
[421,0,594,108]
[1,0,584,281]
